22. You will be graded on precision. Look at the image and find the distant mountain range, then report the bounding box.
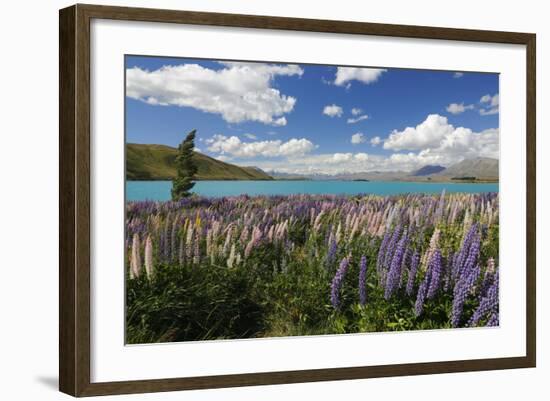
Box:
[126,144,498,183]
[126,143,273,181]
[269,171,312,180]
[270,157,498,182]
[412,165,446,176]
[434,157,499,179]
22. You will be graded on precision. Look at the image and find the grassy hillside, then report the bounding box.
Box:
[126,143,273,181]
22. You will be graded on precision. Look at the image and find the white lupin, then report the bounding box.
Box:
[227,243,236,268]
[130,233,141,278]
[144,235,153,278]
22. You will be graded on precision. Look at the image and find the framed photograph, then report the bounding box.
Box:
[59,4,536,397]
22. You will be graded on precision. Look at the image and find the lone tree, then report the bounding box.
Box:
[171,130,198,200]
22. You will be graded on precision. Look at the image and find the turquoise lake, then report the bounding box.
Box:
[126,180,499,201]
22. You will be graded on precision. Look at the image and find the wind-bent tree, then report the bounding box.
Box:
[171,130,198,200]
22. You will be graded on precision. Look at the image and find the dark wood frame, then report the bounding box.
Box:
[59,3,536,397]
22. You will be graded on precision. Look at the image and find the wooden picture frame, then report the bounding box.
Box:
[59,3,536,397]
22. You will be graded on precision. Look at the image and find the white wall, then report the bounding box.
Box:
[0,0,546,400]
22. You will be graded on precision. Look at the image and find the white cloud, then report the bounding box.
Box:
[334,67,386,86]
[351,133,366,144]
[453,72,464,78]
[126,62,303,126]
[446,102,475,115]
[382,114,499,167]
[323,104,343,117]
[347,115,369,124]
[370,136,381,146]
[330,153,353,163]
[206,134,316,158]
[239,115,498,175]
[240,125,498,175]
[241,151,419,175]
[384,114,454,151]
[480,93,499,106]
[243,133,257,140]
[479,93,499,116]
[479,107,499,116]
[351,108,363,116]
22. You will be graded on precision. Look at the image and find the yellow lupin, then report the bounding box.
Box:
[195,213,201,229]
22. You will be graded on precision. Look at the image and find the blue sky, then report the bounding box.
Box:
[126,56,499,174]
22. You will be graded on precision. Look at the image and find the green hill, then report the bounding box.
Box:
[126,143,273,181]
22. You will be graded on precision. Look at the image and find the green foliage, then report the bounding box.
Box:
[171,130,198,200]
[126,262,265,343]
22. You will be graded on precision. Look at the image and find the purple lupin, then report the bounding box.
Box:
[331,257,350,309]
[415,278,428,317]
[406,250,420,296]
[426,250,443,299]
[469,272,499,327]
[451,264,481,327]
[384,229,408,300]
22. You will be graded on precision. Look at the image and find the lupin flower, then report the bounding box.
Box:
[414,278,428,317]
[358,255,368,306]
[267,224,275,242]
[400,247,411,289]
[326,236,337,267]
[235,252,242,266]
[486,257,496,274]
[144,235,153,278]
[383,224,402,272]
[434,189,446,223]
[421,228,440,271]
[486,312,499,327]
[469,272,499,327]
[451,264,481,327]
[185,224,194,259]
[376,231,391,274]
[479,259,496,297]
[313,210,324,231]
[240,226,250,243]
[460,232,480,280]
[452,223,478,282]
[227,243,236,268]
[244,226,262,259]
[406,250,420,296]
[331,257,350,309]
[426,250,442,299]
[335,222,342,244]
[385,229,408,300]
[193,230,201,265]
[222,226,233,256]
[130,233,141,279]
